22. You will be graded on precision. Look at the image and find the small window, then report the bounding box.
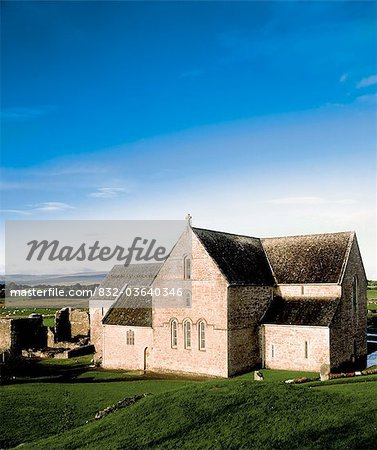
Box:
[352,276,358,312]
[271,344,275,358]
[171,320,178,348]
[301,286,305,295]
[184,320,191,349]
[126,330,135,346]
[304,341,308,359]
[184,256,191,280]
[185,291,192,307]
[198,321,206,350]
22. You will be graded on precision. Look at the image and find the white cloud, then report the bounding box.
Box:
[356,93,377,103]
[0,202,74,215]
[356,74,377,88]
[0,209,32,215]
[267,196,356,205]
[89,188,127,199]
[339,73,348,83]
[33,202,74,212]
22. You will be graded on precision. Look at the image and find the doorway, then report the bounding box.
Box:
[143,347,149,371]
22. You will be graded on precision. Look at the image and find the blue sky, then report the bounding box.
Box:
[1,1,376,276]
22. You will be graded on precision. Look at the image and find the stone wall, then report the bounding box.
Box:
[330,236,368,371]
[227,285,272,375]
[276,284,341,298]
[89,307,104,361]
[55,307,90,342]
[55,308,71,341]
[102,325,153,370]
[263,324,330,371]
[70,309,90,338]
[150,228,229,377]
[0,316,47,357]
[0,319,12,354]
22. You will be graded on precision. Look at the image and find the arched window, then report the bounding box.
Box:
[185,291,192,307]
[304,341,308,359]
[184,320,191,349]
[171,319,178,348]
[352,276,358,312]
[184,256,191,280]
[198,320,206,350]
[126,330,135,345]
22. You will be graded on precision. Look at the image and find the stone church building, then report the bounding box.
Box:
[90,224,367,377]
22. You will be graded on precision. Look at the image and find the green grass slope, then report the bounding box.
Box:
[22,378,377,450]
[0,357,194,449]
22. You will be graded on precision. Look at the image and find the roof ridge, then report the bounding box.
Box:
[261,231,354,240]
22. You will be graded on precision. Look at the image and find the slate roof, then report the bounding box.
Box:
[101,263,162,327]
[192,227,275,285]
[261,232,353,284]
[103,307,152,327]
[262,296,340,326]
[98,228,355,328]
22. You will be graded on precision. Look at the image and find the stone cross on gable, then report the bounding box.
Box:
[185,213,192,227]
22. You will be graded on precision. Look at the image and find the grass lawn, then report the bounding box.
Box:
[0,306,57,317]
[1,357,376,450]
[367,289,377,300]
[0,357,195,448]
[0,306,57,327]
[20,377,377,450]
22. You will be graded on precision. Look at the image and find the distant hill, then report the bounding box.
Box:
[1,272,107,285]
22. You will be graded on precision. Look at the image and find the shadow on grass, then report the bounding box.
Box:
[1,358,91,384]
[1,358,207,385]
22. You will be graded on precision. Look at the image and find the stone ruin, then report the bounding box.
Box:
[320,364,331,381]
[50,307,90,344]
[0,308,93,363]
[254,370,264,381]
[42,307,93,359]
[0,314,47,360]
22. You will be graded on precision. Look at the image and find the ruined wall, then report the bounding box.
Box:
[55,307,90,343]
[0,316,47,357]
[14,316,47,351]
[330,236,368,371]
[55,308,71,341]
[151,228,229,377]
[263,324,330,371]
[102,325,153,370]
[227,285,272,375]
[0,319,12,354]
[69,309,90,338]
